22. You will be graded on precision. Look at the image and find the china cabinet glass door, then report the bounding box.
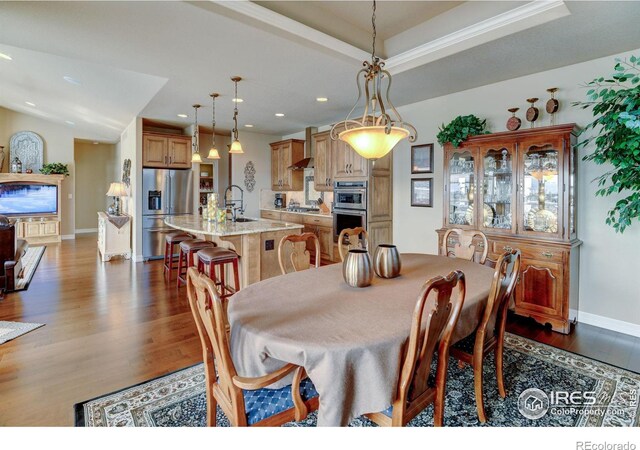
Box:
[519,140,563,237]
[446,149,477,227]
[480,144,516,233]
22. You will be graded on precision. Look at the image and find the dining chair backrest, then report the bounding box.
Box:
[398,270,466,405]
[338,227,369,262]
[475,249,521,348]
[186,267,247,424]
[278,232,320,275]
[442,228,488,264]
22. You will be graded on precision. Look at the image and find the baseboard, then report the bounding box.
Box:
[61,234,76,240]
[578,311,640,338]
[132,254,145,263]
[75,228,98,234]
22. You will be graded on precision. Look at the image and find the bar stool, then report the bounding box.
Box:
[163,232,193,281]
[177,239,215,287]
[196,247,240,301]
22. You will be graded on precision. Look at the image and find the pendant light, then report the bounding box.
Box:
[229,76,244,154]
[207,93,221,160]
[191,104,203,163]
[330,0,416,160]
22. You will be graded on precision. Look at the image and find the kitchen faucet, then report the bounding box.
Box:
[224,184,245,222]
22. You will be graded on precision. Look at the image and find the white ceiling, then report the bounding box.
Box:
[0,1,639,143]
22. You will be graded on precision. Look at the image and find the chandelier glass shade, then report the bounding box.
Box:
[330,0,416,160]
[229,76,244,154]
[191,104,203,163]
[208,93,220,160]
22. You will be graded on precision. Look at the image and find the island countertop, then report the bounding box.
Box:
[164,215,303,237]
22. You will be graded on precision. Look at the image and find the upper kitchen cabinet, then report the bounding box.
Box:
[332,125,368,179]
[270,139,304,191]
[312,131,332,191]
[142,133,192,169]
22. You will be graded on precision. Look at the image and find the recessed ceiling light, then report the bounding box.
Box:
[177,114,188,118]
[0,52,12,61]
[275,113,285,117]
[65,120,75,125]
[93,141,99,145]
[63,76,82,86]
[232,98,243,103]
[316,97,328,102]
[244,124,254,128]
[25,101,36,107]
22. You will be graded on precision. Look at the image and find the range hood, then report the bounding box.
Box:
[288,126,317,170]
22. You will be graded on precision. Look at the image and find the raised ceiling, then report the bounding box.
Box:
[0,1,639,142]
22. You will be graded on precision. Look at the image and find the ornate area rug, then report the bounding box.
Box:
[15,246,46,291]
[75,333,640,427]
[0,321,44,345]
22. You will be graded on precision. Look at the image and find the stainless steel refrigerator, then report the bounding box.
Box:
[142,168,193,260]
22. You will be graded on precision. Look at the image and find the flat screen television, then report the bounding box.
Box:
[0,183,58,216]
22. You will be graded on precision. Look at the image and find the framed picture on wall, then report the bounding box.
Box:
[411,178,433,207]
[411,143,434,174]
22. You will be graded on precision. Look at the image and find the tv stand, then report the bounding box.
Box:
[0,173,64,244]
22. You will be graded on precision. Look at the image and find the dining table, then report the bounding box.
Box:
[227,253,495,426]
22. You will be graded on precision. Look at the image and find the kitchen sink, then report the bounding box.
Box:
[233,217,256,223]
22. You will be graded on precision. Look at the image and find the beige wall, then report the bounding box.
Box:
[0,106,76,237]
[391,48,640,331]
[229,131,281,217]
[74,141,117,231]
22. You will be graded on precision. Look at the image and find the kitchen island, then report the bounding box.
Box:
[164,215,303,287]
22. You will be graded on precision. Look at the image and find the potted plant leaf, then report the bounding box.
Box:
[40,163,70,176]
[573,54,640,233]
[437,114,490,148]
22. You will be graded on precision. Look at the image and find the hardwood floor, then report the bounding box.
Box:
[1,234,638,426]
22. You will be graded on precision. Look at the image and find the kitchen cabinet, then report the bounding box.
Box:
[312,131,333,191]
[143,133,192,169]
[270,139,304,191]
[333,139,368,179]
[260,209,335,263]
[437,124,581,334]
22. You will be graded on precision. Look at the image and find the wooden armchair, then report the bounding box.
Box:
[277,232,320,275]
[337,227,369,262]
[366,270,466,427]
[442,228,488,264]
[186,267,319,426]
[450,249,521,423]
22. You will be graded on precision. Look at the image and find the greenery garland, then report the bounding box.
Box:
[436,114,490,148]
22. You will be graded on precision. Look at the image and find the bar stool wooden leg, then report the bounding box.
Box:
[176,249,185,288]
[232,258,240,295]
[163,241,170,280]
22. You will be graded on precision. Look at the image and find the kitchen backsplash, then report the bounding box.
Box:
[260,168,333,210]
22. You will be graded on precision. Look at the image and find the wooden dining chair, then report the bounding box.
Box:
[186,267,319,426]
[277,232,320,275]
[450,249,521,423]
[337,227,369,262]
[366,270,466,427]
[442,228,488,264]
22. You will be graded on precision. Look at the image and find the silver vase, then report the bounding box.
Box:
[373,244,402,278]
[343,249,373,288]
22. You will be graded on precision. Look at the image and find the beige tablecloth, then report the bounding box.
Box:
[227,253,494,426]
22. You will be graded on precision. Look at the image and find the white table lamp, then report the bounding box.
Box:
[106,182,128,216]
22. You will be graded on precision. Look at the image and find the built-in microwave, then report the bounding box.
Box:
[333,181,367,210]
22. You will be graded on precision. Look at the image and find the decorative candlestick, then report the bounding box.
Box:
[546,88,559,126]
[526,98,539,128]
[506,108,521,131]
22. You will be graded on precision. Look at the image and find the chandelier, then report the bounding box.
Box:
[191,104,203,163]
[330,0,416,160]
[207,93,220,160]
[229,76,244,154]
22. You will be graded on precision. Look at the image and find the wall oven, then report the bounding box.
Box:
[333,208,367,243]
[333,181,367,243]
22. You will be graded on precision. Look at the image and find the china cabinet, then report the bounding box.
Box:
[437,124,581,333]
